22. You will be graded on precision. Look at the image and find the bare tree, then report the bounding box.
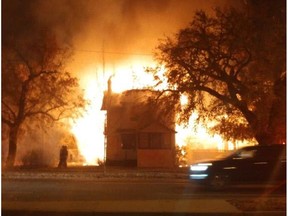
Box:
[2,34,86,167]
[149,6,285,145]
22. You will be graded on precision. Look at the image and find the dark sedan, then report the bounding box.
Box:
[189,144,286,190]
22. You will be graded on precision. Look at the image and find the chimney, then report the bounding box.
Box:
[108,76,112,95]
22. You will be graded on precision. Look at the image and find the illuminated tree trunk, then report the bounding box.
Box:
[5,78,27,168]
[247,115,275,145]
[6,124,20,168]
[249,120,275,145]
[238,105,274,145]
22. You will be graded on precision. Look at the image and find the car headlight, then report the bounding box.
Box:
[190,163,212,171]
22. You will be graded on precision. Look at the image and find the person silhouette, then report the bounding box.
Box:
[58,145,68,168]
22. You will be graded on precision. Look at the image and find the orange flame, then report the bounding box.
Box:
[71,60,253,165]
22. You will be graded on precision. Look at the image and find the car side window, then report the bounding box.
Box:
[233,149,256,160]
[254,147,286,161]
[254,149,270,160]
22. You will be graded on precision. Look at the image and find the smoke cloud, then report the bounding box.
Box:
[2,0,242,165]
[3,0,242,70]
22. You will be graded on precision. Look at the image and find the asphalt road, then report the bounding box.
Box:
[2,177,285,201]
[2,177,286,215]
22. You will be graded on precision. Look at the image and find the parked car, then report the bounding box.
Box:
[189,144,286,190]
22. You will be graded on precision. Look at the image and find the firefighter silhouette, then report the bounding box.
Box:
[58,145,68,168]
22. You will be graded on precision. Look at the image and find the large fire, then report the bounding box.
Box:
[70,59,251,165]
[70,58,159,165]
[70,67,106,165]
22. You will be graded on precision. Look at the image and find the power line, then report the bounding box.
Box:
[75,49,153,56]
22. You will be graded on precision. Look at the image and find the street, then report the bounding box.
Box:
[2,176,286,215]
[2,178,284,201]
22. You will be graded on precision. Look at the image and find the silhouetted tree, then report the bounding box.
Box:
[245,0,286,144]
[150,3,285,144]
[2,34,86,167]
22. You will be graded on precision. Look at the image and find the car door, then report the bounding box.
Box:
[223,148,258,182]
[250,148,271,182]
[251,146,286,183]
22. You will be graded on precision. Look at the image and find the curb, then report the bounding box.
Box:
[2,170,189,181]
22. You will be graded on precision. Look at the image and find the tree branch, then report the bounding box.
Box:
[2,100,17,121]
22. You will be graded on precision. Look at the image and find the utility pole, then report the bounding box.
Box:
[102,41,105,79]
[102,40,107,175]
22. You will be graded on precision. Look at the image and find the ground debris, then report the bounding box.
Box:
[227,198,286,211]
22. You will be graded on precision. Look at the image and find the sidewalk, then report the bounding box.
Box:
[2,200,285,216]
[1,166,190,180]
[3,199,240,214]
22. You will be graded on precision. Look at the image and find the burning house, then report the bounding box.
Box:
[101,80,176,168]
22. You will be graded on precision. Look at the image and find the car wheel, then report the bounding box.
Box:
[208,174,229,191]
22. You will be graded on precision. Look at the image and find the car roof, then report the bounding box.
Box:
[241,144,286,150]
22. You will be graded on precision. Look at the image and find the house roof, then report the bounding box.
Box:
[139,121,176,133]
[116,122,176,134]
[101,89,159,110]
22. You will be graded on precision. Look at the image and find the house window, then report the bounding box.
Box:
[139,133,171,149]
[121,133,137,149]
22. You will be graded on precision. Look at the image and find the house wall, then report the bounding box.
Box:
[137,149,175,168]
[104,89,176,167]
[137,132,176,168]
[106,134,137,164]
[106,134,122,161]
[105,104,138,164]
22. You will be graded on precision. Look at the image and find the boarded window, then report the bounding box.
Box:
[139,133,171,149]
[121,134,137,149]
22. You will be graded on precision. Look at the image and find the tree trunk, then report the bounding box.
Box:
[237,104,276,145]
[255,132,275,145]
[6,125,19,168]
